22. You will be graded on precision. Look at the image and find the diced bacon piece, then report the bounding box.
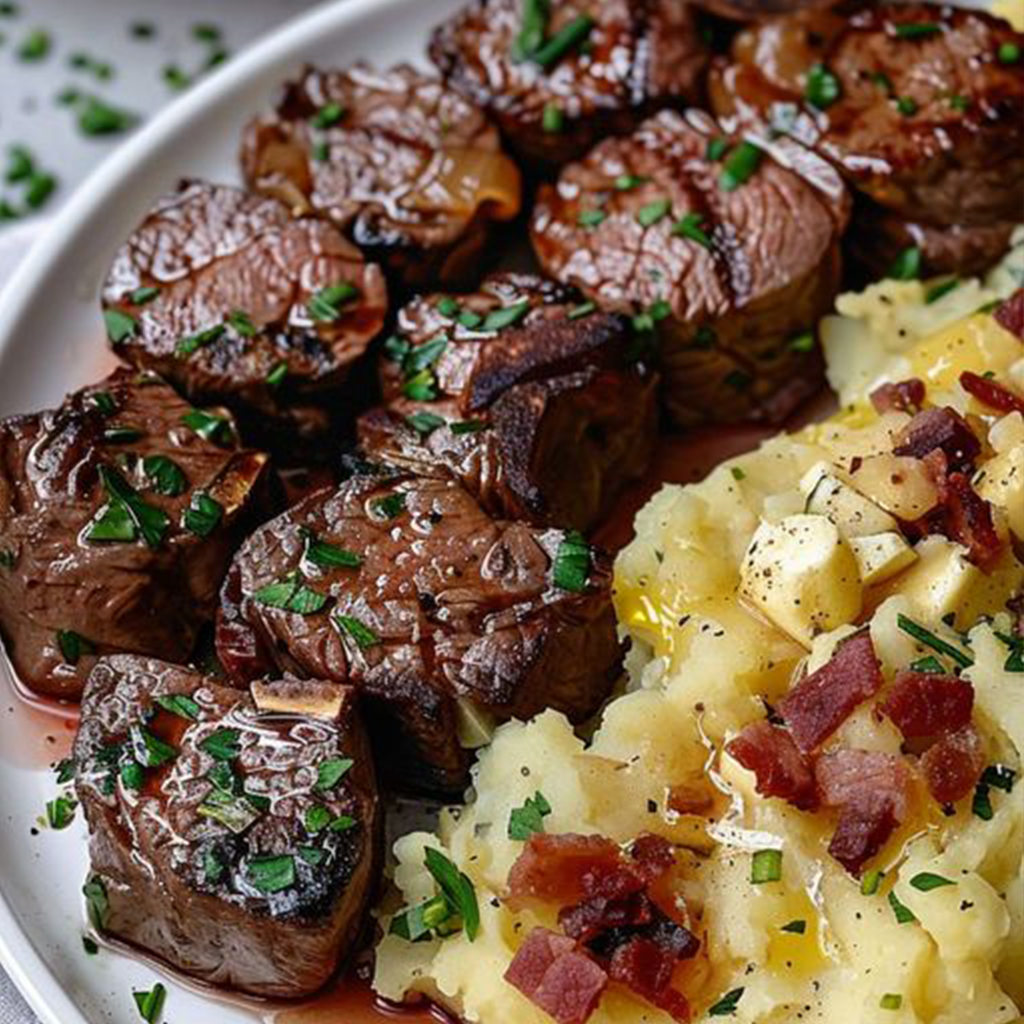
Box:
[993,287,1024,340]
[505,928,608,1024]
[921,724,987,805]
[560,892,654,945]
[608,938,692,1022]
[870,378,926,414]
[666,782,714,815]
[881,671,975,738]
[629,834,677,882]
[778,632,884,754]
[894,406,981,472]
[943,472,1004,571]
[507,834,623,910]
[959,371,1024,416]
[726,720,819,810]
[816,750,912,876]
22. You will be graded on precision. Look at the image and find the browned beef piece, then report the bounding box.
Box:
[240,64,522,290]
[531,109,849,427]
[74,656,379,998]
[428,0,708,172]
[696,0,838,18]
[0,369,271,701]
[101,181,388,453]
[216,468,621,793]
[709,5,1024,230]
[356,273,657,530]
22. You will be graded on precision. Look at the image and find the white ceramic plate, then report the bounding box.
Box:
[0,2,464,1021]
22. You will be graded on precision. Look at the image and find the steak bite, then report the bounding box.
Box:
[240,64,522,290]
[357,273,657,530]
[0,369,271,701]
[74,656,379,998]
[531,109,849,426]
[428,0,708,171]
[102,181,388,452]
[216,468,621,793]
[709,4,1024,270]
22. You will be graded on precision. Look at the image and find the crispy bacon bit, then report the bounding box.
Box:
[666,782,714,816]
[560,891,652,945]
[921,724,987,805]
[629,834,677,882]
[507,834,623,910]
[816,750,912,876]
[778,632,884,754]
[993,287,1024,340]
[881,671,975,738]
[942,472,1004,571]
[726,720,819,810]
[959,371,1024,416]
[608,937,693,1023]
[893,406,981,472]
[505,928,608,1024]
[871,378,926,414]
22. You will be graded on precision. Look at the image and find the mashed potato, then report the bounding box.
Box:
[374,253,1024,1023]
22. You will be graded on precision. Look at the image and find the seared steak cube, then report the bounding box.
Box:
[241,64,522,290]
[102,180,388,452]
[216,468,621,793]
[429,0,708,171]
[531,109,849,427]
[0,369,271,700]
[74,656,380,999]
[357,273,657,530]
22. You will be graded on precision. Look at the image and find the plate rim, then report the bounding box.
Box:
[0,1,419,1020]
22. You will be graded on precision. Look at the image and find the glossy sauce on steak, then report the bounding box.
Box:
[216,468,621,793]
[102,181,388,452]
[240,64,522,290]
[532,108,849,426]
[357,273,657,530]
[429,0,708,171]
[74,656,379,998]
[0,369,271,700]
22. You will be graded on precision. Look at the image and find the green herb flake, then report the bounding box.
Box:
[880,993,903,1011]
[450,419,488,435]
[336,614,380,650]
[370,492,407,520]
[925,278,959,304]
[262,361,288,390]
[85,501,136,544]
[552,530,591,592]
[199,728,241,762]
[92,465,170,549]
[405,334,448,373]
[425,846,480,941]
[54,758,76,784]
[637,197,671,228]
[198,796,260,833]
[316,757,354,792]
[162,64,190,91]
[671,211,712,249]
[482,301,531,332]
[708,987,744,1016]
[83,877,108,930]
[82,936,99,956]
[154,694,200,720]
[203,848,226,885]
[948,93,970,112]
[614,174,648,191]
[302,530,362,570]
[994,631,1024,673]
[508,791,552,840]
[182,492,223,538]
[390,893,453,942]
[182,408,233,445]
[730,466,746,482]
[227,309,257,338]
[436,295,460,318]
[720,141,763,192]
[897,614,973,668]
[458,309,484,329]
[132,982,166,1023]
[175,323,225,359]
[861,869,884,896]
[76,95,138,136]
[305,805,333,834]
[780,919,806,934]
[751,848,783,884]
[329,814,356,832]
[102,425,143,444]
[103,308,138,345]
[130,725,177,768]
[910,872,955,892]
[706,137,728,162]
[253,575,329,615]
[17,27,50,61]
[567,301,597,320]
[541,102,564,134]
[130,21,156,39]
[888,888,917,924]
[308,281,359,322]
[998,42,1021,64]
[57,629,95,665]
[805,62,841,108]
[142,455,187,497]
[130,286,160,305]
[981,765,1016,792]
[406,410,446,436]
[893,21,940,39]
[46,794,77,830]
[298,846,326,866]
[310,102,345,129]
[0,548,15,570]
[788,331,815,353]
[887,247,922,281]
[895,95,919,117]
[531,13,594,70]
[511,0,549,62]
[577,209,606,229]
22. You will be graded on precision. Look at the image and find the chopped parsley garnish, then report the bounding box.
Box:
[181,408,233,445]
[57,629,95,665]
[308,282,359,322]
[436,296,460,318]
[805,62,841,108]
[336,614,380,650]
[0,549,15,570]
[910,654,945,674]
[102,425,143,444]
[730,466,746,481]
[887,246,922,281]
[89,391,118,415]
[199,728,241,762]
[316,757,354,792]
[895,96,918,117]
[788,330,815,353]
[17,27,50,61]
[508,791,551,840]
[198,795,261,833]
[708,987,744,1016]
[981,765,1016,792]
[406,410,446,436]
[637,197,671,227]
[973,764,1016,821]
[780,919,806,934]
[302,530,362,569]
[83,877,108,929]
[925,278,959,304]
[897,614,973,668]
[720,141,763,192]
[130,285,160,305]
[298,846,326,866]
[120,759,144,790]
[578,209,606,229]
[266,361,288,389]
[880,993,903,1011]
[751,848,783,884]
[155,693,200,720]
[910,872,954,892]
[142,455,187,497]
[614,174,648,191]
[425,847,480,941]
[567,301,596,320]
[227,309,257,337]
[672,211,711,248]
[384,334,411,363]
[532,14,594,70]
[888,888,917,924]
[861,869,884,896]
[511,0,549,62]
[304,805,333,834]
[75,95,138,136]
[458,309,484,329]
[130,725,177,769]
[706,137,728,162]
[541,102,564,134]
[203,848,227,885]
[552,530,591,592]
[999,42,1021,64]
[87,465,170,549]
[893,21,940,39]
[310,102,345,129]
[403,369,438,401]
[182,492,223,537]
[370,492,407,520]
[55,758,76,784]
[176,323,225,358]
[995,631,1024,673]
[253,575,329,615]
[405,334,448,373]
[103,308,138,345]
[133,982,167,1023]
[46,793,77,830]
[450,419,488,435]
[482,301,531,332]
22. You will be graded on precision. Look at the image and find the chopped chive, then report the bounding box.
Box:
[182,492,223,538]
[482,301,531,332]
[405,411,446,436]
[405,334,448,372]
[424,847,480,941]
[253,575,329,615]
[511,0,549,62]
[181,408,233,445]
[162,64,190,91]
[730,466,746,481]
[266,361,288,390]
[788,330,815,352]
[948,93,969,112]
[308,282,359,322]
[177,324,223,361]
[672,211,711,248]
[46,794,77,830]
[893,22,940,39]
[925,278,959,304]
[614,174,648,191]
[92,465,170,549]
[888,889,917,924]
[102,425,143,444]
[458,309,483,329]
[132,982,166,1023]
[887,246,922,281]
[708,988,744,1016]
[578,209,606,228]
[994,631,1024,673]
[861,869,884,896]
[531,14,594,69]
[637,198,671,227]
[17,27,50,61]
[390,893,453,942]
[130,725,177,769]
[541,102,564,134]
[316,757,354,791]
[154,693,200,720]
[450,419,488,435]
[751,848,783,884]
[5,145,34,184]
[897,614,972,668]
[335,614,380,650]
[805,62,841,108]
[226,309,256,338]
[83,878,108,930]
[192,22,222,43]
[780,919,806,934]
[909,872,954,892]
[436,296,460,318]
[552,530,590,592]
[76,95,138,136]
[706,137,728,161]
[130,285,160,305]
[909,654,945,674]
[103,308,138,345]
[880,993,903,1010]
[302,530,362,569]
[403,369,437,401]
[720,141,763,191]
[310,102,345,129]
[895,96,918,117]
[370,492,406,520]
[567,301,596,320]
